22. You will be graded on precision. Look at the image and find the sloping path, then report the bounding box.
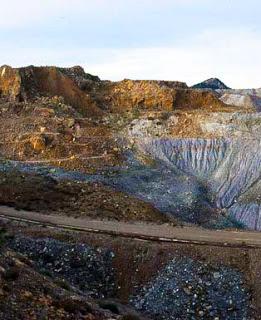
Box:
[0,205,261,248]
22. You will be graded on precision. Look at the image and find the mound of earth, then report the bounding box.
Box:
[131,256,250,319]
[192,78,230,90]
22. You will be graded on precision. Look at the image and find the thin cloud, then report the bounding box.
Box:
[0,1,260,88]
[0,0,99,28]
[1,28,260,88]
[85,29,261,88]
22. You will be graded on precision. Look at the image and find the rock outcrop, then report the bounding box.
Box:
[0,65,102,116]
[90,79,230,112]
[58,65,101,90]
[0,65,232,114]
[0,65,22,101]
[220,92,261,112]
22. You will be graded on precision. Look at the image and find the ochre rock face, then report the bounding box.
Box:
[172,89,227,110]
[107,80,176,111]
[29,134,47,153]
[90,79,184,112]
[0,65,229,115]
[25,66,102,116]
[0,65,102,117]
[94,79,228,112]
[0,65,22,101]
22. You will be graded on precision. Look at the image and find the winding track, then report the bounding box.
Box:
[1,206,261,248]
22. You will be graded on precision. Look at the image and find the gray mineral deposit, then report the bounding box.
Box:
[130,257,251,320]
[9,237,116,299]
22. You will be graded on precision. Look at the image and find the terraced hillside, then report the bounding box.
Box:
[0,65,260,231]
[0,65,261,319]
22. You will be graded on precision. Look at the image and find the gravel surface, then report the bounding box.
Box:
[130,257,251,320]
[9,237,116,299]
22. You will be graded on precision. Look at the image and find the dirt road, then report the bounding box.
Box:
[1,205,261,248]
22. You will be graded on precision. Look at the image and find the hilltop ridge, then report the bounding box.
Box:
[192,77,230,90]
[0,65,232,115]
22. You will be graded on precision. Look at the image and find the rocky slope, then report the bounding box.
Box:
[0,65,232,113]
[0,64,260,231]
[0,227,149,320]
[219,90,261,112]
[1,65,261,320]
[135,138,261,230]
[131,256,250,320]
[0,167,169,223]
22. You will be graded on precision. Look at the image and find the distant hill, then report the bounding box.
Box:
[0,65,229,114]
[192,78,230,90]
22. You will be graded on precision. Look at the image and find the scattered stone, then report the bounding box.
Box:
[29,135,47,152]
[9,237,116,299]
[65,118,75,128]
[130,257,250,320]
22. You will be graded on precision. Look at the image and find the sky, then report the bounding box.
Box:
[0,0,260,88]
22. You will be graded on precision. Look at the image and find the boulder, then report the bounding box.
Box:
[29,135,47,153]
[0,65,22,101]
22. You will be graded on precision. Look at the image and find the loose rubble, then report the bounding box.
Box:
[9,237,116,298]
[131,257,251,320]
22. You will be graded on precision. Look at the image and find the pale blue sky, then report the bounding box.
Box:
[0,0,260,87]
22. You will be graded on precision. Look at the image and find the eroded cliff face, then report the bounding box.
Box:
[133,138,261,230]
[0,65,102,116]
[84,79,231,112]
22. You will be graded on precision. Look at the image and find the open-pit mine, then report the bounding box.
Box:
[0,65,260,319]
